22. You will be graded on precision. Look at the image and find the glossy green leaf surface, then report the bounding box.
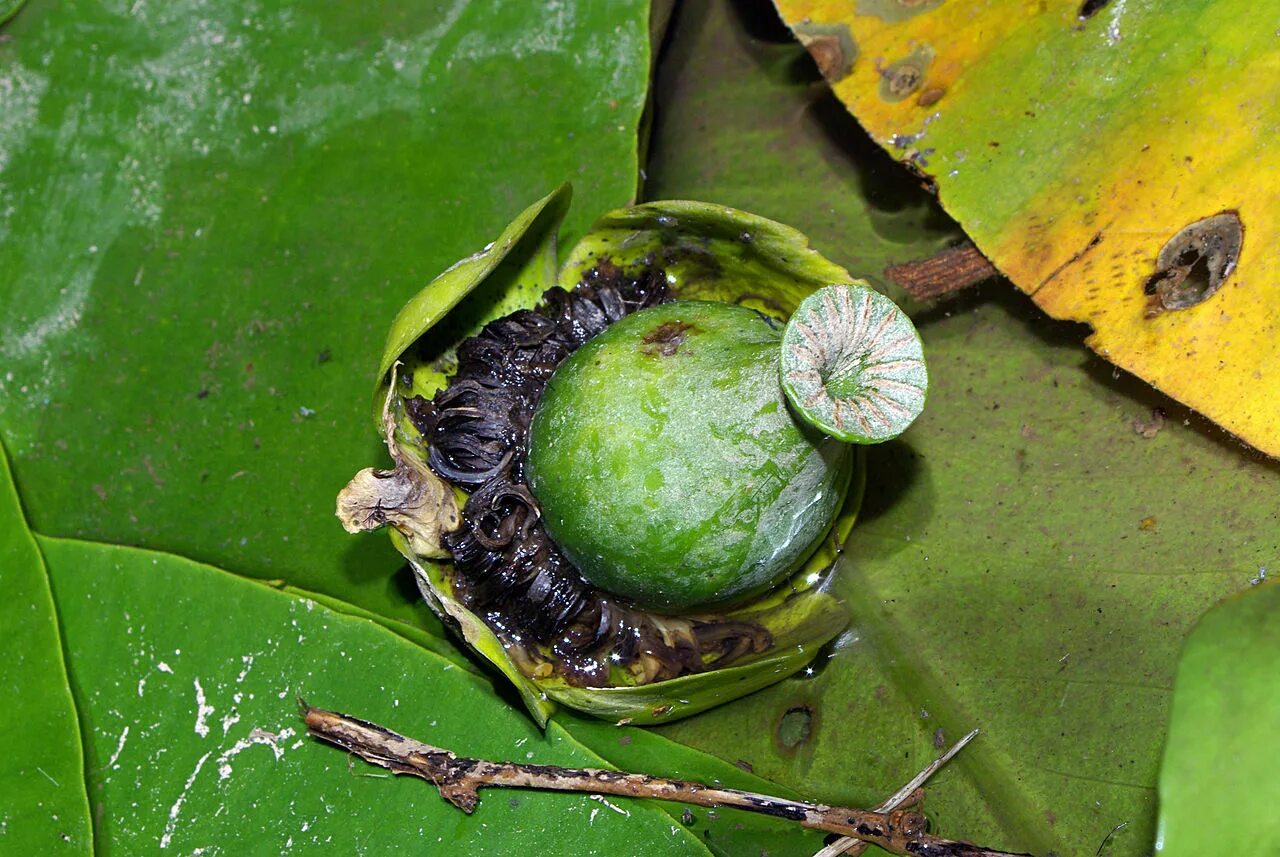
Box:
[282,584,468,672]
[0,0,650,620]
[0,445,91,855]
[646,3,1280,855]
[1156,581,1280,855]
[40,533,714,856]
[291,576,833,853]
[292,557,833,855]
[290,575,829,853]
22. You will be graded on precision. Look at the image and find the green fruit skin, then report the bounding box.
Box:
[526,300,853,612]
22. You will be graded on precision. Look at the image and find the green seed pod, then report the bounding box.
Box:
[528,300,853,612]
[338,185,926,726]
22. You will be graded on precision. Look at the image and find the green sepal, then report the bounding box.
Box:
[391,531,559,728]
[374,182,571,418]
[540,580,851,725]
[558,199,853,318]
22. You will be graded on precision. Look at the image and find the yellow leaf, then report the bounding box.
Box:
[774,0,1280,454]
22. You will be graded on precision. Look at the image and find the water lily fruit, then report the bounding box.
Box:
[338,188,929,725]
[527,300,855,612]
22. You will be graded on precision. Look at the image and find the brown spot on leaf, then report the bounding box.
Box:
[804,36,849,81]
[885,63,924,98]
[878,47,935,103]
[793,22,858,82]
[916,85,946,107]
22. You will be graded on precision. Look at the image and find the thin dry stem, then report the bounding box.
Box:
[814,729,980,857]
[884,243,998,301]
[303,704,1031,857]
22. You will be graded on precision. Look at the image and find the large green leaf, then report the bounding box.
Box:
[0,443,91,855]
[0,0,651,621]
[299,562,835,854]
[646,3,1278,855]
[282,578,833,854]
[1156,581,1280,855]
[40,533,716,855]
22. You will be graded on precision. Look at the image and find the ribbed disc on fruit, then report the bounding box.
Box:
[780,284,927,443]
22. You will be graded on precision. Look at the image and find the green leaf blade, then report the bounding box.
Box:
[0,0,652,621]
[40,534,715,855]
[556,711,828,857]
[0,445,92,855]
[1156,581,1280,855]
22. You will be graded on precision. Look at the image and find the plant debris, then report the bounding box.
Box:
[303,704,1030,857]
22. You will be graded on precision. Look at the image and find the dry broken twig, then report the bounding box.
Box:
[303,703,1032,857]
[813,728,980,857]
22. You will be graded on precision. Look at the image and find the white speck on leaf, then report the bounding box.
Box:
[105,726,130,770]
[193,678,214,738]
[160,751,210,849]
[216,726,295,781]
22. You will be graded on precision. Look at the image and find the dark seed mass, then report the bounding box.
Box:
[408,260,771,687]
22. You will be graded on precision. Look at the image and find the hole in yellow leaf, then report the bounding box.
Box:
[1142,212,1243,314]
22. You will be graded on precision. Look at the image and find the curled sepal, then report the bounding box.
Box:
[336,375,459,559]
[559,200,853,319]
[403,546,558,728]
[374,183,572,416]
[782,285,927,443]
